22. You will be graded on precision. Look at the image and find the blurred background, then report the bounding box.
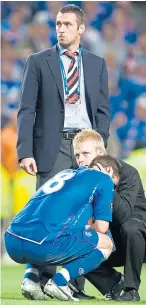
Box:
[1,1,146,262]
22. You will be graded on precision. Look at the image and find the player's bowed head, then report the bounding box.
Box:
[89,155,120,186]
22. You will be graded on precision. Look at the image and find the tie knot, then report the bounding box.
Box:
[64,51,77,61]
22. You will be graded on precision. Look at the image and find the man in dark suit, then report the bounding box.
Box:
[73,129,146,302]
[85,160,146,302]
[17,4,110,301]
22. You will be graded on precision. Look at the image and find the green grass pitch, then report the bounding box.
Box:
[1,264,146,305]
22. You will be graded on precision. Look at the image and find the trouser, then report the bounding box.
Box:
[85,219,146,294]
[5,229,105,285]
[36,138,85,291]
[5,228,99,265]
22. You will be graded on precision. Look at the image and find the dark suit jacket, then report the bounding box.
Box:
[17,45,110,172]
[112,160,146,224]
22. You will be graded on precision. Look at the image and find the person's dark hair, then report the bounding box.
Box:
[59,4,85,26]
[89,155,120,179]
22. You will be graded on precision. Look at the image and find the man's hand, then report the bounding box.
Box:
[19,158,37,176]
[85,220,109,234]
[85,224,91,230]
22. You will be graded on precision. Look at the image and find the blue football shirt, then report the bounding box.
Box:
[8,167,114,243]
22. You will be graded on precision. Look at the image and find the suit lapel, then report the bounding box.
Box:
[46,45,64,103]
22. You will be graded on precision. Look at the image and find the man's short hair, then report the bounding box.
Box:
[59,4,85,26]
[89,155,120,179]
[73,129,105,152]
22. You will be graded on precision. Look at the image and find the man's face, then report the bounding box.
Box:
[56,12,84,48]
[74,140,104,167]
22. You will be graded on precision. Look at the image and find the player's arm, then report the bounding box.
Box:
[92,175,113,232]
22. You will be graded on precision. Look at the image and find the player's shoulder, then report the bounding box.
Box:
[88,168,112,182]
[77,167,112,183]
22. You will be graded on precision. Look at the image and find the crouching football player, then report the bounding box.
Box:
[4,155,119,301]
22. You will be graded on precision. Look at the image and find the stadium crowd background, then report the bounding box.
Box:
[1,1,146,261]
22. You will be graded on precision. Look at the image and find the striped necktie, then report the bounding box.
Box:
[64,51,79,104]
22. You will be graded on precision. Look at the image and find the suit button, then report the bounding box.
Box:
[60,129,63,132]
[61,109,64,113]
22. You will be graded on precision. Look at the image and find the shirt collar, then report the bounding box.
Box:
[78,165,87,171]
[58,43,80,56]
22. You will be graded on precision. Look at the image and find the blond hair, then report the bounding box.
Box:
[73,129,106,153]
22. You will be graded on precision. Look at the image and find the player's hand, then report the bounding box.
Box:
[96,163,113,178]
[19,158,37,176]
[85,224,91,230]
